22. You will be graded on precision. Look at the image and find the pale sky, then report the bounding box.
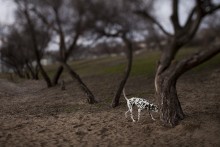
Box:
[0,0,16,25]
[0,0,194,50]
[0,0,175,28]
[0,0,219,26]
[0,0,219,49]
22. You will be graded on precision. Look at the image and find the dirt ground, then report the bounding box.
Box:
[0,69,220,147]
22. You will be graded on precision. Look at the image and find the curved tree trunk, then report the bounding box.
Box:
[62,62,97,104]
[155,71,184,127]
[111,37,133,108]
[52,65,64,85]
[154,40,185,127]
[155,43,220,127]
[135,0,220,127]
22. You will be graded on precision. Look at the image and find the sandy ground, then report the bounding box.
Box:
[0,69,220,147]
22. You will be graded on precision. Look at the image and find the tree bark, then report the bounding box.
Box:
[111,37,133,108]
[155,71,184,127]
[154,40,185,127]
[62,62,97,104]
[155,43,220,127]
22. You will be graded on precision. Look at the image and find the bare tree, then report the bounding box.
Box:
[29,0,98,103]
[96,30,134,108]
[14,0,53,87]
[135,0,220,126]
[30,0,93,83]
[0,27,46,79]
[112,35,134,107]
[91,0,148,107]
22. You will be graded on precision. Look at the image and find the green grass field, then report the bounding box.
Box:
[45,48,220,79]
[1,48,220,80]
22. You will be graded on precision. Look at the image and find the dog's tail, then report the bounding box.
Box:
[123,88,129,101]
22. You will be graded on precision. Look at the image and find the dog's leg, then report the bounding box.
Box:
[149,111,156,121]
[125,110,130,118]
[128,105,135,122]
[125,101,130,118]
[137,109,141,122]
[130,109,136,122]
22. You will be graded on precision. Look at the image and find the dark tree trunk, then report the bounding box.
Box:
[62,62,97,104]
[136,0,220,127]
[155,72,184,127]
[52,65,64,85]
[154,40,185,127]
[34,65,39,80]
[155,43,220,127]
[111,37,133,108]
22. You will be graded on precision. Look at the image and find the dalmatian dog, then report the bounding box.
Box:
[123,89,159,122]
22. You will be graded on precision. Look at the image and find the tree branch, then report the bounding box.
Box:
[135,10,173,37]
[183,7,197,30]
[181,2,220,44]
[61,62,97,104]
[64,17,83,60]
[171,0,181,33]
[174,44,220,78]
[208,4,220,13]
[52,6,67,60]
[65,31,81,60]
[31,7,59,32]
